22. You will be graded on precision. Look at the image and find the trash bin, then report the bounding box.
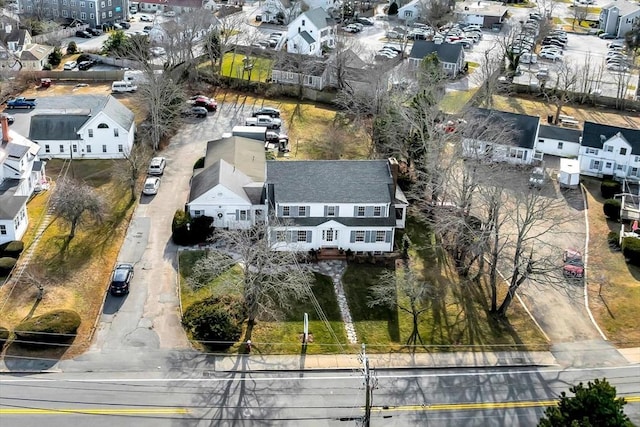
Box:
[547,114,553,124]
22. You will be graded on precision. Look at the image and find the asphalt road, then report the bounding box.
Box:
[1,365,638,426]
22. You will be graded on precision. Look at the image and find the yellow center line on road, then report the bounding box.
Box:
[0,408,190,415]
[372,395,640,412]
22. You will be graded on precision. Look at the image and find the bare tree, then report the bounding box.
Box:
[112,142,153,202]
[368,266,432,350]
[472,42,503,108]
[50,178,105,244]
[203,13,245,75]
[541,60,578,124]
[571,4,590,30]
[611,66,634,110]
[536,0,558,19]
[135,70,185,150]
[157,12,216,71]
[189,222,314,338]
[575,53,606,104]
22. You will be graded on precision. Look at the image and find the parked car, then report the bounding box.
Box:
[109,263,134,296]
[382,44,403,53]
[148,157,166,175]
[540,46,563,55]
[140,14,153,22]
[78,60,95,70]
[119,21,131,29]
[63,61,78,70]
[192,96,218,112]
[341,24,360,33]
[252,106,281,118]
[181,106,208,118]
[87,27,102,36]
[143,176,161,195]
[75,30,92,38]
[608,41,625,49]
[1,113,15,124]
[150,46,166,56]
[607,63,629,72]
[356,17,374,26]
[562,249,584,279]
[599,32,616,39]
[539,50,562,61]
[386,30,404,40]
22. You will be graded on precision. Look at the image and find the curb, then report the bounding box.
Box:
[217,363,561,373]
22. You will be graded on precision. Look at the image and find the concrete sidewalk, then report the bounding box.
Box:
[213,350,559,372]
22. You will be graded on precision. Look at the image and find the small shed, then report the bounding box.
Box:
[559,158,580,189]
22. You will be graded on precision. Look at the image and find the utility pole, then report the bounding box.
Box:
[359,343,376,427]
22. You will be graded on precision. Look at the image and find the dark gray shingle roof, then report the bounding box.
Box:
[0,177,27,220]
[299,30,315,44]
[5,141,30,158]
[409,40,463,64]
[582,121,640,155]
[470,108,540,149]
[266,160,394,203]
[538,125,581,143]
[29,115,88,140]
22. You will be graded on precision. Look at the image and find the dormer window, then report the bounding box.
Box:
[97,123,109,128]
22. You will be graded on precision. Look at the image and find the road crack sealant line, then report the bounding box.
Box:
[580,183,608,341]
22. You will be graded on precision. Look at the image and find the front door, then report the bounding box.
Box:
[214,210,225,228]
[322,228,338,246]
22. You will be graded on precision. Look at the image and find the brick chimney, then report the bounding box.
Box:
[1,114,10,144]
[388,157,399,199]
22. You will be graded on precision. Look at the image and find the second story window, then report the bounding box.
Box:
[298,206,307,217]
[620,147,628,155]
[357,206,365,217]
[373,207,382,217]
[282,206,290,217]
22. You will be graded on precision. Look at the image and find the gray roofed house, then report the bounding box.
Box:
[287,7,336,56]
[267,160,395,204]
[29,115,87,141]
[462,108,541,165]
[582,121,640,154]
[265,158,407,253]
[408,41,465,75]
[187,136,267,230]
[18,95,135,160]
[600,0,640,37]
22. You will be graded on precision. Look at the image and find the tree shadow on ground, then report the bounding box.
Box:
[2,337,76,371]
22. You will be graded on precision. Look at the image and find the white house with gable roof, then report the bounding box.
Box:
[579,122,640,181]
[0,115,45,245]
[287,7,335,57]
[265,158,408,253]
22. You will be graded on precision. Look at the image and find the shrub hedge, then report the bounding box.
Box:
[601,180,621,199]
[603,199,621,220]
[622,237,640,266]
[2,240,24,257]
[172,210,214,245]
[14,310,81,347]
[182,295,246,350]
[0,257,17,274]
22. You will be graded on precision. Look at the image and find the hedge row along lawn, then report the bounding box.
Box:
[0,159,136,359]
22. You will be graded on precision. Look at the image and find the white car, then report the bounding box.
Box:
[148,157,166,175]
[540,47,563,56]
[539,51,562,61]
[150,46,166,56]
[386,31,404,40]
[143,177,161,195]
[140,14,153,22]
[63,61,77,70]
[607,63,629,72]
[382,44,403,53]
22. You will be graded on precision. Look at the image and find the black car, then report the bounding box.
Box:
[181,106,208,118]
[75,30,92,38]
[87,27,103,36]
[78,60,95,70]
[119,21,131,29]
[109,263,134,296]
[252,107,281,118]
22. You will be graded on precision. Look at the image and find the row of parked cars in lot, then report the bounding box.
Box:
[603,41,630,72]
[252,31,284,50]
[341,17,374,33]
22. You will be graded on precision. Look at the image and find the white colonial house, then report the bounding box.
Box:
[536,125,582,158]
[266,158,408,253]
[287,7,335,57]
[462,109,542,165]
[579,122,640,181]
[397,0,422,22]
[187,136,266,229]
[27,95,135,159]
[0,115,45,245]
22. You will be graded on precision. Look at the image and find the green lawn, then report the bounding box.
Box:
[439,89,477,114]
[220,52,273,82]
[178,251,348,354]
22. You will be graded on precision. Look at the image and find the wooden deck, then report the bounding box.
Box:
[315,248,347,261]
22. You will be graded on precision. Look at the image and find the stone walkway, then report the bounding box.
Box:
[308,260,358,344]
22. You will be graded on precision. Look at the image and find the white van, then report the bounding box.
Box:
[111,81,138,93]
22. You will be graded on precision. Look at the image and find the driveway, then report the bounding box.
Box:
[90,99,259,354]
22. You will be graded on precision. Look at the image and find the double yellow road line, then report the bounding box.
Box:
[373,395,640,412]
